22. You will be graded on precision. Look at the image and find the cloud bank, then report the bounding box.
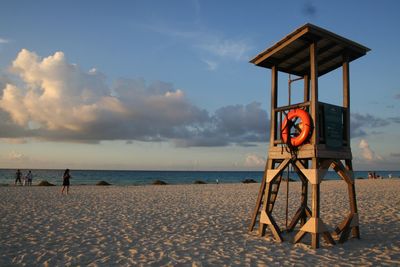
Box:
[0,49,267,146]
[244,153,265,167]
[0,49,393,147]
[351,113,389,137]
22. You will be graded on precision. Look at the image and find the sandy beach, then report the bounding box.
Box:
[1,179,399,266]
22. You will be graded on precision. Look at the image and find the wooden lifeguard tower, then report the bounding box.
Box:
[248,24,370,248]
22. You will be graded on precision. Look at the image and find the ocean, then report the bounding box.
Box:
[1,169,399,186]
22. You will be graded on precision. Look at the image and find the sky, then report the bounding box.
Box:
[0,0,399,171]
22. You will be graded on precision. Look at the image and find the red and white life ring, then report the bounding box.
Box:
[281,109,312,147]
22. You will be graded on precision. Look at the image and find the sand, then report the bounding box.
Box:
[0,179,399,266]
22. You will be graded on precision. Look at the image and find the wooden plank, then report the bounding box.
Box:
[286,42,337,71]
[270,66,278,146]
[312,233,320,249]
[310,41,319,146]
[339,217,353,243]
[260,209,283,242]
[293,230,307,244]
[345,159,360,239]
[345,160,358,213]
[307,24,370,54]
[294,158,307,170]
[260,210,271,225]
[268,145,316,159]
[311,184,320,218]
[266,158,290,182]
[252,27,310,66]
[287,206,305,231]
[274,42,311,66]
[299,217,328,234]
[299,169,327,185]
[268,175,283,213]
[320,159,334,170]
[343,53,350,147]
[274,101,311,113]
[333,214,353,236]
[332,160,354,184]
[297,52,346,76]
[315,149,352,160]
[249,161,268,232]
[300,179,308,226]
[268,213,284,242]
[258,159,274,236]
[311,157,320,249]
[304,74,309,102]
[250,24,370,67]
[322,231,336,245]
[305,206,312,217]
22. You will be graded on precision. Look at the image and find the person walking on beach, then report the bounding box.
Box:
[15,169,22,186]
[26,170,33,186]
[61,169,71,195]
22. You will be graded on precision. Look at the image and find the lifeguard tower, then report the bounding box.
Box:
[248,24,370,248]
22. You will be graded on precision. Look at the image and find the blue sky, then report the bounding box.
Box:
[0,0,399,170]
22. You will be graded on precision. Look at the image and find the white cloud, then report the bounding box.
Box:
[0,38,10,44]
[141,22,252,62]
[198,38,252,61]
[0,49,268,146]
[1,49,124,132]
[8,151,28,161]
[359,139,383,161]
[202,59,218,71]
[244,153,265,167]
[0,138,27,144]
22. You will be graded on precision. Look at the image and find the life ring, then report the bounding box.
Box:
[281,109,312,147]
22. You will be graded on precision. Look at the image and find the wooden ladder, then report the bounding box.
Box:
[249,173,283,233]
[268,174,283,213]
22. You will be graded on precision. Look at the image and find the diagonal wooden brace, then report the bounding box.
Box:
[260,210,283,242]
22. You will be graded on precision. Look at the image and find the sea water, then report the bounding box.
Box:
[1,169,399,186]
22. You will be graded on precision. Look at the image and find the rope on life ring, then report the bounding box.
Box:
[281,109,312,147]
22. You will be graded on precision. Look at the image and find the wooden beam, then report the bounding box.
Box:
[270,66,278,146]
[338,214,354,243]
[266,158,290,182]
[308,24,370,54]
[297,50,344,76]
[293,230,307,244]
[273,41,311,66]
[287,206,305,231]
[311,183,320,248]
[249,161,268,232]
[332,160,354,184]
[262,212,283,242]
[322,232,336,245]
[252,27,310,66]
[285,42,337,72]
[343,53,350,147]
[310,41,319,145]
[304,74,310,102]
[345,159,360,239]
[259,159,274,236]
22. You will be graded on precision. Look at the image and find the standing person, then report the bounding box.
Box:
[26,170,33,186]
[61,169,71,195]
[15,169,22,186]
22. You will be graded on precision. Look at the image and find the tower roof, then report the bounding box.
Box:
[250,23,370,77]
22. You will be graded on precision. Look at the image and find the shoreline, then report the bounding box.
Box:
[1,176,399,187]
